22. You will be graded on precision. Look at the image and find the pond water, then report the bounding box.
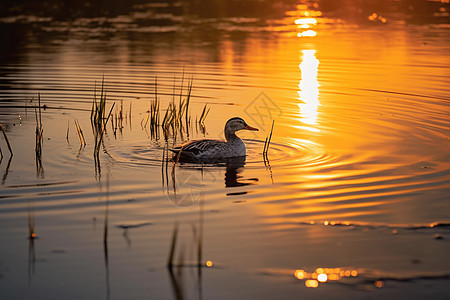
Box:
[1,1,449,299]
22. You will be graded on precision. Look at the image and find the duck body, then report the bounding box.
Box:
[171,117,258,162]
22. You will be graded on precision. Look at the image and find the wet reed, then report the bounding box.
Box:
[34,93,43,155]
[74,119,86,146]
[91,77,115,156]
[0,123,13,158]
[142,76,209,142]
[111,100,124,137]
[198,103,210,125]
[34,94,44,177]
[263,120,274,160]
[66,120,70,142]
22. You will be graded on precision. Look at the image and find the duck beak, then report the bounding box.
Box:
[245,124,259,131]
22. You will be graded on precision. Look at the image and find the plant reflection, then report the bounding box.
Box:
[103,174,111,300]
[27,205,37,284]
[167,196,205,300]
[224,156,258,188]
[1,155,12,185]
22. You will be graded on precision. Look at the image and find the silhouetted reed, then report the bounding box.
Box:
[74,119,86,147]
[263,120,274,160]
[142,76,209,143]
[66,120,70,143]
[1,154,12,185]
[198,103,210,126]
[91,77,115,156]
[0,124,13,158]
[34,94,44,177]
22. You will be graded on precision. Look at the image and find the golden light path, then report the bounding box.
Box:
[295,14,318,36]
[294,267,360,288]
[298,49,320,132]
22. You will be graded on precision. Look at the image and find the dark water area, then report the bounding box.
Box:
[1,1,449,299]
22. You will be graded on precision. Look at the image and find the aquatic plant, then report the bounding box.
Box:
[74,119,86,147]
[66,120,70,143]
[263,120,274,160]
[198,103,210,125]
[34,93,44,176]
[34,93,43,156]
[91,77,115,156]
[142,76,209,143]
[0,123,13,158]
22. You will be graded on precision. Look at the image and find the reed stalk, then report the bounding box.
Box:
[74,119,86,146]
[66,120,70,142]
[0,124,13,156]
[139,74,211,142]
[263,120,275,159]
[34,93,44,158]
[91,77,115,156]
[198,104,210,125]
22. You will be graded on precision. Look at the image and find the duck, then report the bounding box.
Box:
[171,117,258,162]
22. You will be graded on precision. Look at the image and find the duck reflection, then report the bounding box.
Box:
[224,156,258,189]
[167,153,258,197]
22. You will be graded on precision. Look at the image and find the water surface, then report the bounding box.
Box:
[1,1,449,299]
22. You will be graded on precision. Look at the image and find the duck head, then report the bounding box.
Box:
[224,117,258,140]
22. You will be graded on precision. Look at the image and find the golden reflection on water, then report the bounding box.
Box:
[298,49,320,132]
[295,6,319,37]
[294,267,358,288]
[297,30,317,37]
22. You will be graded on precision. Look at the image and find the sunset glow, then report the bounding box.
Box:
[298,50,320,130]
[1,1,449,299]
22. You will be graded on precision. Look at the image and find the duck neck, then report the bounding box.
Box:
[225,130,239,143]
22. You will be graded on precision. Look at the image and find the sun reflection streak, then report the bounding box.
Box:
[294,267,358,288]
[295,18,318,25]
[298,50,320,131]
[297,30,317,37]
